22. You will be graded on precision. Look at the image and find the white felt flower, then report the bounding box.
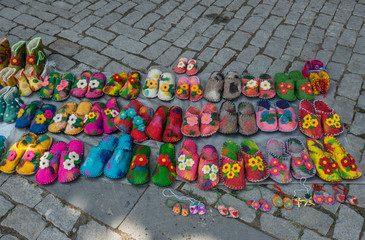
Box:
[187,64,194,71]
[39,158,49,169]
[40,151,50,162]
[260,80,271,90]
[111,109,119,117]
[178,154,185,163]
[83,114,88,123]
[68,151,79,161]
[89,79,99,88]
[77,79,88,89]
[209,172,217,181]
[202,165,211,174]
[177,62,185,68]
[178,162,186,171]
[211,164,218,173]
[185,158,195,167]
[63,159,75,170]
[67,114,77,125]
[247,79,257,88]
[53,114,63,123]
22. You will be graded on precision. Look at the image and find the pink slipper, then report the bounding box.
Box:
[175,77,189,100]
[181,106,201,137]
[58,140,84,183]
[176,139,199,181]
[197,145,219,190]
[174,57,187,74]
[84,102,105,136]
[256,99,278,132]
[275,100,297,132]
[258,74,276,99]
[71,71,92,98]
[102,97,120,134]
[114,100,143,134]
[186,59,198,76]
[200,103,219,137]
[85,72,106,99]
[131,106,154,143]
[189,76,203,101]
[242,75,260,97]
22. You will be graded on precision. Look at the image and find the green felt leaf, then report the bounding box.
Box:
[31,159,37,164]
[234,172,239,177]
[74,159,82,165]
[204,174,210,180]
[209,121,215,126]
[191,92,196,97]
[260,119,265,122]
[319,166,324,170]
[346,166,351,172]
[211,114,217,120]
[252,165,257,171]
[280,170,284,175]
[223,172,228,177]
[186,166,191,170]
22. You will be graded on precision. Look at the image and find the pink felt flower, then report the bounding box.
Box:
[44,110,53,119]
[23,151,35,161]
[7,151,17,161]
[251,200,260,210]
[261,202,271,211]
[314,195,324,204]
[60,80,69,87]
[56,85,65,91]
[269,158,279,166]
[270,167,280,176]
[42,77,49,87]
[301,153,309,161]
[187,116,198,126]
[278,163,287,171]
[294,158,304,167]
[325,195,335,205]
[304,161,313,170]
[21,104,26,109]
[201,113,212,124]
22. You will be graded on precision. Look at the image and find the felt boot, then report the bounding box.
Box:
[25,37,46,75]
[8,41,26,72]
[15,69,32,97]
[0,86,11,121]
[0,38,10,71]
[4,87,23,123]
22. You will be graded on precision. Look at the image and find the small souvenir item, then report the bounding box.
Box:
[162,189,202,216]
[332,183,358,206]
[312,183,335,205]
[214,188,238,218]
[272,185,293,210]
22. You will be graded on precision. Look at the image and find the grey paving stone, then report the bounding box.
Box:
[180,182,217,205]
[308,27,325,44]
[261,214,299,239]
[0,235,19,240]
[0,8,21,20]
[155,0,180,15]
[70,1,91,13]
[321,2,338,15]
[333,205,364,240]
[351,112,365,135]
[186,5,206,19]
[155,46,182,67]
[95,13,122,29]
[203,24,223,38]
[267,60,289,76]
[346,134,365,161]
[301,229,330,240]
[221,194,256,223]
[299,11,317,25]
[354,37,365,54]
[334,9,352,24]
[37,227,70,240]
[252,4,273,18]
[210,30,233,48]
[347,16,363,30]
[85,27,116,43]
[191,18,214,33]
[274,25,295,40]
[72,15,101,33]
[135,1,157,14]
[52,1,73,10]
[202,62,223,74]
[338,29,357,47]
[292,24,310,39]
[322,36,338,51]
[348,54,365,74]
[198,47,217,62]
[109,22,145,40]
[334,96,356,125]
[339,0,356,11]
[338,74,363,101]
[70,9,92,23]
[134,13,160,30]
[226,31,250,50]
[315,50,333,65]
[175,17,194,30]
[326,22,344,38]
[261,16,282,32]
[49,39,82,57]
[58,30,83,43]
[115,1,136,14]
[288,60,305,72]
[122,54,151,70]
[236,186,276,214]
[314,14,333,29]
[0,174,9,186]
[120,11,144,26]
[165,9,185,24]
[88,0,107,10]
[235,5,252,19]
[94,1,120,17]
[104,61,130,73]
[285,37,305,57]
[0,195,14,218]
[101,46,126,61]
[111,35,146,54]
[354,3,365,16]
[13,13,42,28]
[142,29,166,45]
[300,42,320,60]
[307,0,325,11]
[349,184,365,209]
[141,40,171,60]
[236,45,259,64]
[264,37,287,58]
[224,61,247,73]
[240,16,264,33]
[213,48,236,66]
[9,26,36,40]
[49,54,76,72]
[74,49,110,70]
[247,55,273,75]
[77,220,120,240]
[284,11,301,25]
[53,18,75,29]
[79,37,107,51]
[224,18,243,31]
[271,0,291,16]
[0,16,17,32]
[326,62,344,81]
[188,36,209,51]
[250,30,270,48]
[358,92,365,110]
[174,29,197,48]
[292,1,308,12]
[178,0,199,11]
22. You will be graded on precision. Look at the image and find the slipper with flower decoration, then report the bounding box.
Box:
[85,72,106,99]
[181,204,189,216]
[176,139,199,181]
[104,72,128,96]
[256,99,278,132]
[174,57,188,74]
[64,101,92,135]
[275,100,297,132]
[173,203,181,215]
[312,183,335,205]
[289,70,314,100]
[162,106,183,143]
[198,202,207,215]
[258,74,275,99]
[84,102,105,136]
[29,104,56,135]
[186,59,198,76]
[332,184,346,203]
[314,100,343,137]
[38,72,59,99]
[120,71,140,100]
[189,202,198,214]
[15,101,42,128]
[71,71,92,98]
[273,185,293,209]
[175,76,189,100]
[8,41,26,73]
[0,135,5,159]
[181,106,201,137]
[158,72,175,101]
[189,76,203,101]
[142,69,161,98]
[220,141,245,190]
[25,37,46,75]
[228,207,239,218]
[302,60,325,78]
[0,37,10,71]
[204,71,225,103]
[48,102,76,133]
[274,73,296,101]
[58,140,84,183]
[152,143,177,187]
[101,97,120,134]
[197,145,219,190]
[200,103,219,137]
[267,138,292,184]
[337,184,358,205]
[114,99,143,134]
[299,100,323,139]
[127,144,150,185]
[131,106,154,143]
[0,86,10,121]
[238,101,258,136]
[223,71,241,101]
[52,73,74,101]
[242,74,259,97]
[15,69,32,97]
[219,101,238,134]
[145,106,169,141]
[23,67,43,92]
[3,86,23,124]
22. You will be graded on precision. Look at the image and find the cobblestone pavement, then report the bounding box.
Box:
[0,0,365,239]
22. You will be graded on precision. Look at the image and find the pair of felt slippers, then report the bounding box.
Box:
[38,72,75,101]
[175,76,203,101]
[332,183,358,205]
[274,71,314,101]
[174,58,198,75]
[142,69,175,101]
[0,86,23,123]
[204,71,241,102]
[242,74,276,99]
[69,71,107,99]
[14,68,43,97]
[103,71,141,99]
[0,135,5,158]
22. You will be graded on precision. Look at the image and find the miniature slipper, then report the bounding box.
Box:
[15,101,42,128]
[240,139,269,182]
[299,100,323,139]
[52,73,74,101]
[3,87,23,123]
[38,72,60,99]
[219,101,238,134]
[0,132,37,173]
[173,203,181,215]
[158,72,175,101]
[186,59,198,76]
[181,106,201,137]
[16,134,52,175]
[71,71,92,98]
[323,136,362,180]
[29,104,56,135]
[267,138,292,184]
[15,69,32,97]
[197,145,219,190]
[200,103,219,137]
[145,106,169,141]
[23,67,43,92]
[104,134,133,179]
[314,100,344,136]
[256,99,278,132]
[289,70,314,100]
[48,102,77,133]
[307,138,341,182]
[275,100,297,132]
[189,202,198,214]
[181,205,189,216]
[0,135,6,158]
[223,71,241,101]
[127,144,150,185]
[120,71,140,100]
[131,106,154,143]
[162,106,183,143]
[274,73,296,101]
[174,57,187,74]
[101,97,120,134]
[103,72,128,96]
[84,102,105,136]
[228,207,239,218]
[332,184,346,203]
[204,71,225,103]
[258,74,275,99]
[198,203,207,215]
[142,69,161,98]
[273,185,293,210]
[175,77,189,100]
[217,205,229,216]
[220,141,245,190]
[152,143,176,187]
[64,101,92,135]
[312,184,324,204]
[238,102,258,136]
[176,139,199,181]
[35,142,67,185]
[85,72,106,99]
[0,87,11,121]
[114,99,143,134]
[189,76,203,101]
[80,135,118,178]
[58,140,84,183]
[286,138,316,179]
[242,74,259,97]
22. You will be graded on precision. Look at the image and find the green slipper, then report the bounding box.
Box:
[289,71,314,100]
[38,72,60,99]
[274,73,296,101]
[52,73,74,101]
[4,87,23,123]
[0,86,11,121]
[152,143,176,187]
[127,145,151,185]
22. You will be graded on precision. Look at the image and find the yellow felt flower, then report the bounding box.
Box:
[196,89,202,95]
[191,85,199,92]
[310,119,318,127]
[227,171,235,179]
[88,112,96,119]
[176,89,183,95]
[146,79,157,89]
[255,156,263,163]
[222,163,231,173]
[180,84,188,90]
[302,122,311,129]
[35,114,46,124]
[248,157,258,167]
[257,164,264,171]
[160,83,170,92]
[231,163,241,173]
[334,122,341,128]
[17,109,24,118]
[104,109,111,115]
[333,114,340,122]
[303,114,312,122]
[326,118,335,126]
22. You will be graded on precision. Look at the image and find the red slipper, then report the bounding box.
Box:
[145,106,169,141]
[162,106,183,143]
[186,59,198,76]
[174,57,187,74]
[131,106,154,143]
[181,106,201,137]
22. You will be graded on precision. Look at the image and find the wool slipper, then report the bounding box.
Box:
[64,101,92,135]
[104,134,133,179]
[0,135,5,159]
[174,57,188,74]
[223,71,241,100]
[35,141,68,185]
[145,106,169,141]
[104,72,128,96]
[219,101,238,134]
[58,140,84,183]
[314,100,343,137]
[289,70,314,100]
[200,103,219,137]
[176,139,199,181]
[0,86,11,121]
[158,72,175,101]
[275,100,297,132]
[127,144,150,185]
[16,134,52,175]
[0,67,17,87]
[0,132,37,174]
[286,138,316,180]
[162,106,183,143]
[181,106,201,137]
[152,143,176,187]
[38,72,60,99]
[84,102,105,136]
[266,138,292,184]
[240,139,269,182]
[238,102,258,136]
[131,106,154,143]
[48,102,77,133]
[15,100,42,128]
[52,73,74,101]
[102,97,120,134]
[80,135,118,178]
[15,69,32,97]
[175,76,189,100]
[120,71,140,100]
[71,71,92,98]
[302,60,325,78]
[256,99,278,132]
[186,59,198,76]
[197,145,219,190]
[310,71,330,96]
[299,100,323,139]
[220,141,245,190]
[204,71,225,103]
[23,67,43,92]
[242,75,259,97]
[3,87,23,123]
[258,74,276,99]
[274,73,296,101]
[114,99,143,134]
[29,104,56,135]
[142,69,161,98]
[189,76,203,101]
[85,72,106,99]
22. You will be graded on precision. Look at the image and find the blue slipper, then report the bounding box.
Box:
[29,104,57,134]
[15,100,43,128]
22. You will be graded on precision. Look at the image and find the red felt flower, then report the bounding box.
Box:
[130,161,135,170]
[286,83,293,89]
[167,162,175,172]
[27,55,36,64]
[323,165,333,175]
[129,77,137,84]
[319,157,330,167]
[10,56,20,65]
[134,154,148,167]
[341,157,351,168]
[157,154,170,167]
[112,74,122,82]
[330,161,339,170]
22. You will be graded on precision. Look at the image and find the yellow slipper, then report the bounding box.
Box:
[64,101,92,135]
[48,102,77,133]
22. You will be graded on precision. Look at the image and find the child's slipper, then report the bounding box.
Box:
[152,143,176,187]
[3,86,23,123]
[238,102,258,136]
[186,59,198,76]
[0,86,11,121]
[145,106,170,141]
[15,69,32,97]
[266,138,292,184]
[256,99,278,132]
[23,67,43,92]
[104,134,133,179]
[175,76,189,100]
[181,106,201,137]
[204,71,225,103]
[158,72,175,101]
[58,140,84,183]
[173,203,181,215]
[275,100,297,132]
[197,145,219,190]
[314,100,343,137]
[189,76,203,101]
[84,102,105,136]
[131,106,154,143]
[29,104,56,135]
[189,202,198,214]
[181,205,189,216]
[228,207,239,218]
[0,67,17,87]
[258,74,276,99]
[80,135,118,178]
[114,99,143,134]
[220,141,245,190]
[71,71,92,98]
[52,73,74,101]
[219,101,238,134]
[142,69,161,98]
[48,102,77,133]
[35,141,68,185]
[200,103,219,137]
[15,101,42,128]
[174,57,188,74]
[0,135,6,159]
[274,73,296,101]
[299,100,323,139]
[176,139,199,181]
[162,106,183,143]
[64,101,92,135]
[85,72,106,99]
[102,97,120,134]
[120,71,140,100]
[289,70,314,100]
[127,144,150,185]
[38,72,59,99]
[240,139,269,182]
[242,74,259,97]
[223,71,241,101]
[217,205,229,216]
[103,72,128,96]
